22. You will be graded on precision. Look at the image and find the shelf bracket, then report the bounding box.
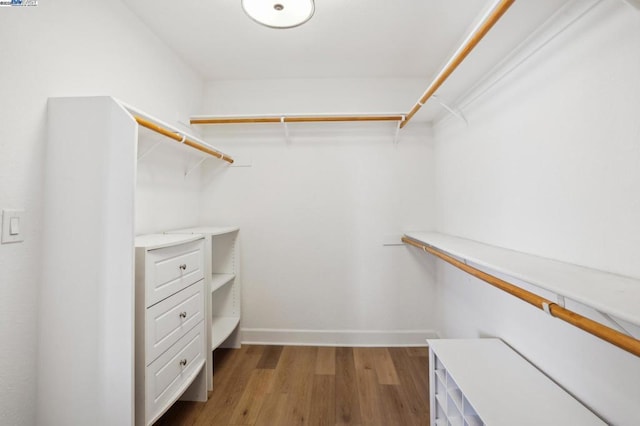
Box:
[185,157,209,177]
[137,140,162,161]
[281,117,291,145]
[393,115,406,145]
[432,95,468,126]
[598,311,635,337]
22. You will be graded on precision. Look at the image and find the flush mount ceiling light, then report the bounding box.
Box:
[241,0,315,29]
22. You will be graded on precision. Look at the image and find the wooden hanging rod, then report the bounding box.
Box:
[402,236,640,358]
[134,116,234,164]
[190,114,406,125]
[401,0,515,128]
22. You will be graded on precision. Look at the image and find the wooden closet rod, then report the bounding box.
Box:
[134,116,234,164]
[401,0,515,128]
[402,236,640,358]
[191,114,406,125]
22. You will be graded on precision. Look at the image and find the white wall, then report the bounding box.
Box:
[135,131,208,235]
[198,79,438,345]
[433,1,640,424]
[0,1,204,424]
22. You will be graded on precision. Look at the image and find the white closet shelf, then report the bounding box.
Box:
[211,273,235,294]
[134,233,204,250]
[404,232,640,327]
[211,316,241,350]
[167,226,240,236]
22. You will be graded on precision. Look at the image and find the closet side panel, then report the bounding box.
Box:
[40,97,136,426]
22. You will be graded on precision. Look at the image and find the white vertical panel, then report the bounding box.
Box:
[40,97,136,426]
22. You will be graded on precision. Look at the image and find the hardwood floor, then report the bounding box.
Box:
[155,345,430,426]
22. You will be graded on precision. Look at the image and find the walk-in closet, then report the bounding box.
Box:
[1,0,639,425]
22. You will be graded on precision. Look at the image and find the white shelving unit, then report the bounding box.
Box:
[41,96,233,425]
[428,339,606,426]
[166,226,241,391]
[405,232,640,328]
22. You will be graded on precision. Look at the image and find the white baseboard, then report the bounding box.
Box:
[240,328,438,347]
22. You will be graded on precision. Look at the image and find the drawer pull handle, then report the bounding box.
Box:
[179,359,187,367]
[179,264,187,270]
[179,311,187,319]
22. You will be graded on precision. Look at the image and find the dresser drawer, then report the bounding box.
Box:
[146,239,204,306]
[145,321,205,425]
[145,280,205,364]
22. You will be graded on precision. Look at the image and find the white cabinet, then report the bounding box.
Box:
[167,226,241,391]
[428,339,605,426]
[135,234,208,426]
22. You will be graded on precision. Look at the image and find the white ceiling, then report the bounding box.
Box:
[125,0,569,83]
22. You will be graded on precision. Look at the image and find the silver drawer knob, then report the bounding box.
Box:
[179,264,187,270]
[179,311,187,319]
[179,359,187,367]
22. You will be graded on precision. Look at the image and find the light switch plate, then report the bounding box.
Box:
[2,209,25,244]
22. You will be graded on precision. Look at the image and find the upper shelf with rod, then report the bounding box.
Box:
[189,0,515,131]
[403,232,640,357]
[121,102,234,164]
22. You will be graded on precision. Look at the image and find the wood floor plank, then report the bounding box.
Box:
[280,347,317,425]
[408,353,430,399]
[254,392,289,426]
[353,348,386,425]
[355,368,385,426]
[315,346,336,375]
[371,348,400,385]
[354,347,400,385]
[193,345,264,426]
[335,347,362,425]
[380,384,422,426]
[256,345,284,369]
[308,374,335,426]
[271,346,316,394]
[353,347,375,372]
[405,346,429,357]
[387,347,429,422]
[228,369,275,425]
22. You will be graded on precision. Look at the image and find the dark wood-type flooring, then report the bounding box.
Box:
[156,345,430,426]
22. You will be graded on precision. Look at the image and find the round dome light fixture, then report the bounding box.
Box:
[241,0,315,29]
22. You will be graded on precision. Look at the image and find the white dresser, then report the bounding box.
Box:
[135,234,208,426]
